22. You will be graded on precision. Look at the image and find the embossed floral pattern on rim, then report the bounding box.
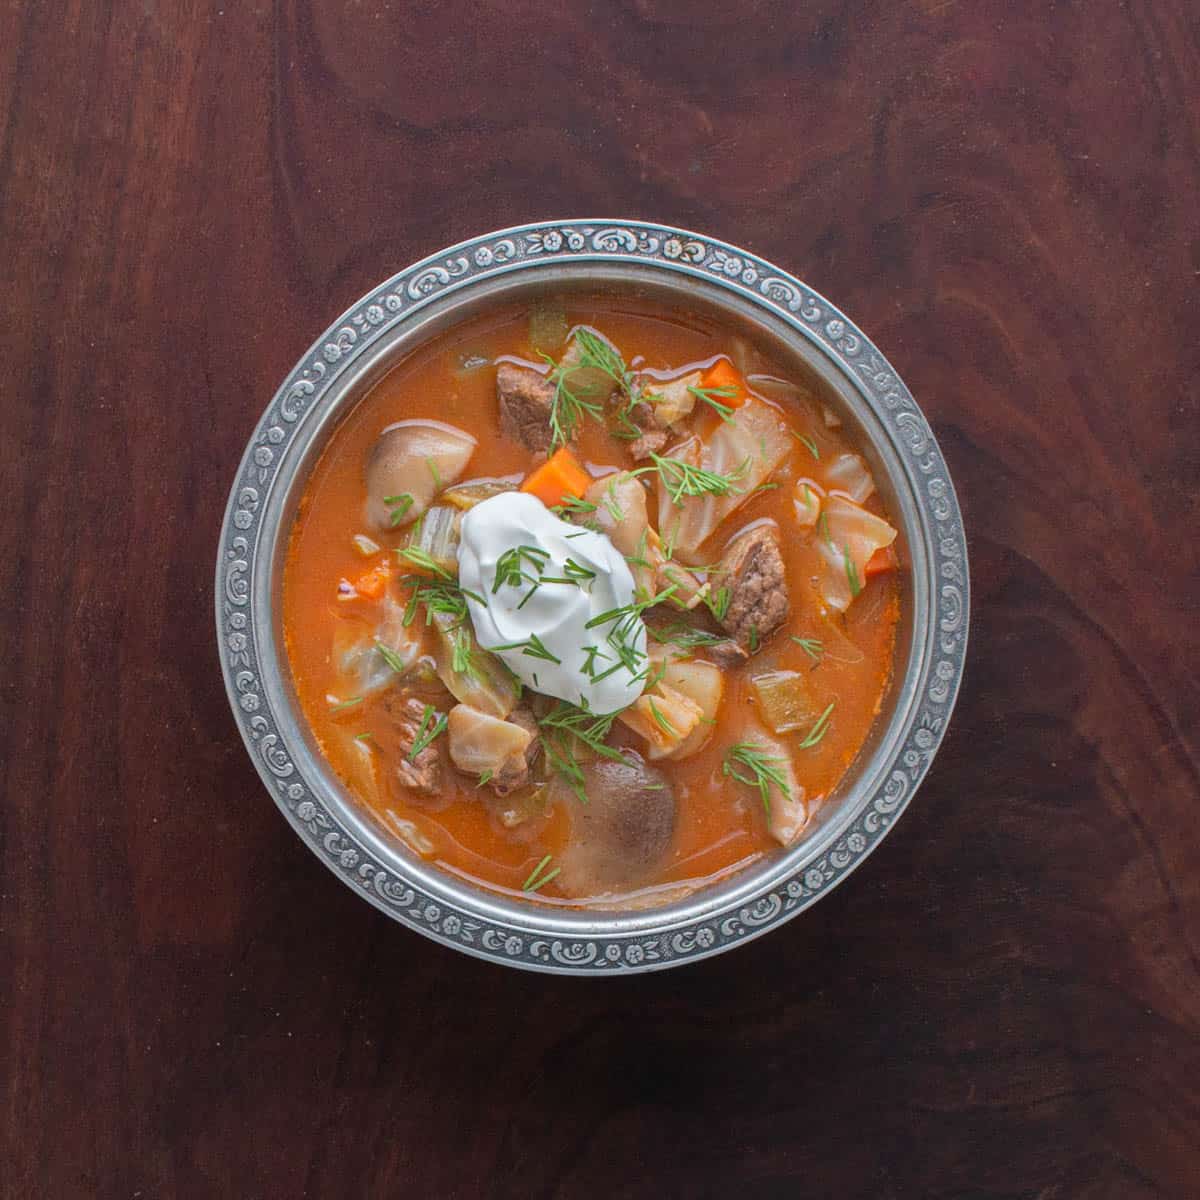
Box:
[216,220,969,974]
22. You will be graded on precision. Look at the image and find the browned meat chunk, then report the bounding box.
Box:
[557,755,676,897]
[702,638,749,670]
[383,693,443,797]
[715,525,790,651]
[489,707,542,797]
[628,428,668,461]
[497,364,557,452]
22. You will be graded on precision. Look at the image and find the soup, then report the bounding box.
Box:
[283,292,901,907]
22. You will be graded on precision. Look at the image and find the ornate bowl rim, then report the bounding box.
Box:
[215,219,969,974]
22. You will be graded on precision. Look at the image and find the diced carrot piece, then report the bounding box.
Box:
[521,447,592,508]
[352,560,391,599]
[699,357,748,406]
[864,544,898,577]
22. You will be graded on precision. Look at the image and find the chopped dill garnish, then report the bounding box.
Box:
[798,701,836,749]
[817,509,833,547]
[477,769,493,788]
[538,702,627,803]
[493,544,549,593]
[723,742,792,815]
[602,480,625,522]
[396,545,454,580]
[790,636,824,662]
[687,383,739,423]
[383,492,414,527]
[707,586,731,622]
[648,622,728,651]
[843,547,862,598]
[748,625,760,653]
[793,431,820,460]
[552,494,599,519]
[425,456,443,489]
[354,731,373,743]
[491,632,562,664]
[408,705,447,760]
[374,641,408,673]
[328,695,364,714]
[642,453,748,506]
[648,697,677,736]
[522,853,561,893]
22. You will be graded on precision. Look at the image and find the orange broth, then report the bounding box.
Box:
[283,294,899,907]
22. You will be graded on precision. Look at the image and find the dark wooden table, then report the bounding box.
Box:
[4,3,1198,1196]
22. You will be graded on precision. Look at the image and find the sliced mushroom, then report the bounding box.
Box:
[555,755,676,897]
[364,419,476,532]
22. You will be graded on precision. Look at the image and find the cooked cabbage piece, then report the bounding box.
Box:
[446,704,533,777]
[429,611,520,718]
[656,398,793,560]
[816,495,897,612]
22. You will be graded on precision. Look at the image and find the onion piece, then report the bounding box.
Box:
[364,419,476,532]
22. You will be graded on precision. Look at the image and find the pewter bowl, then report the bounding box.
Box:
[216,220,968,973]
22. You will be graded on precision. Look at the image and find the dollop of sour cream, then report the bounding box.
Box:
[458,492,647,714]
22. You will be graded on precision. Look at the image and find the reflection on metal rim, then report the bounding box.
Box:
[215,219,969,974]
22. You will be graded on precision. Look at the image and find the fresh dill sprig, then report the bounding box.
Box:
[707,586,731,622]
[408,705,447,760]
[551,494,598,519]
[493,544,549,593]
[687,383,739,423]
[538,702,627,803]
[790,636,824,662]
[642,452,749,507]
[793,430,820,460]
[522,853,561,893]
[396,545,454,580]
[328,695,364,714]
[798,701,836,749]
[374,641,408,673]
[491,632,562,664]
[647,622,729,651]
[723,742,792,815]
[843,547,862,598]
[383,492,414,527]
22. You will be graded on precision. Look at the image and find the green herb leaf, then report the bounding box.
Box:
[375,641,408,673]
[790,636,824,662]
[396,545,454,580]
[793,431,820,460]
[643,453,748,507]
[843,547,862,598]
[798,701,835,749]
[491,632,562,664]
[723,742,792,815]
[522,853,562,893]
[687,383,739,423]
[408,705,448,760]
[328,695,364,714]
[384,492,415,526]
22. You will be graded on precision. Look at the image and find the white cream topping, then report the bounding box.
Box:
[458,492,647,714]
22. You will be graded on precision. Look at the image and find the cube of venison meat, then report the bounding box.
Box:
[715,525,790,651]
[383,693,443,796]
[497,364,558,452]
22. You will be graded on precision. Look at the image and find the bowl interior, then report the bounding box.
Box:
[252,261,929,933]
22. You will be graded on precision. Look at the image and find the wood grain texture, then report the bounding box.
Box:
[2,1,1198,1196]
